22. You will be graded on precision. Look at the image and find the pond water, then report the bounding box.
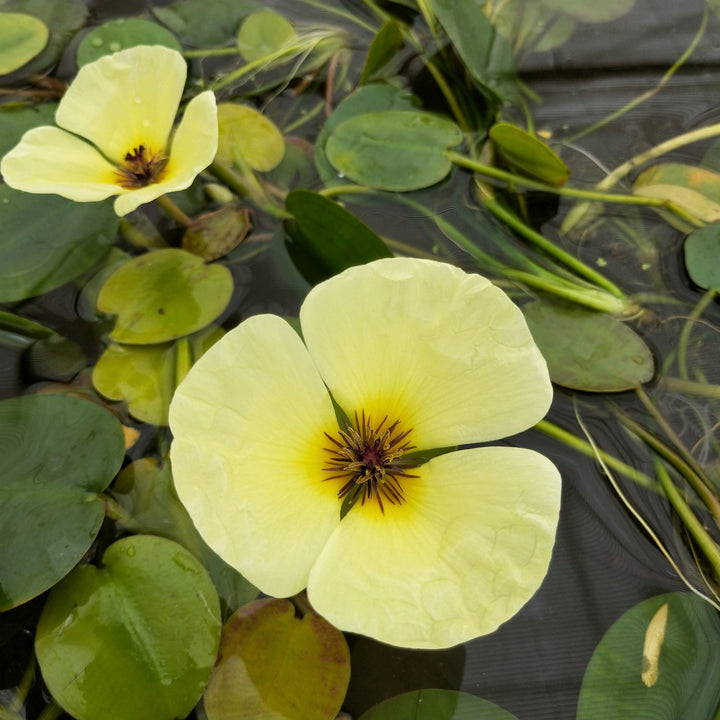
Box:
[2,1,720,719]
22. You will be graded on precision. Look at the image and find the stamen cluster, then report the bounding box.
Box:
[114,145,168,189]
[323,410,417,513]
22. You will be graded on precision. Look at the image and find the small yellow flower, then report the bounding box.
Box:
[0,45,217,217]
[169,258,561,649]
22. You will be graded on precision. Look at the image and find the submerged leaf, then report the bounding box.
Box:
[0,12,48,75]
[216,102,285,171]
[237,9,296,62]
[539,0,635,23]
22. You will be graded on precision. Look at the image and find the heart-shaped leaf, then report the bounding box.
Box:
[35,535,221,720]
[0,394,124,610]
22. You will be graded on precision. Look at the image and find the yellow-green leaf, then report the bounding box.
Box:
[216,103,285,172]
[0,13,48,75]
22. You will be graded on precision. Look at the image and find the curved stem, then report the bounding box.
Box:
[678,288,717,380]
[155,194,192,227]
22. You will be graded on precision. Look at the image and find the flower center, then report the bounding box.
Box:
[323,411,418,514]
[114,145,168,189]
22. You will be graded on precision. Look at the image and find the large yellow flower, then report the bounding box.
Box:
[0,45,217,217]
[169,258,561,649]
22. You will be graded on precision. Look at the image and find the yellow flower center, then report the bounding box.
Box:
[323,410,418,515]
[114,145,168,189]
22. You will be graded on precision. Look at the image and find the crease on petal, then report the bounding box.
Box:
[56,45,187,163]
[300,257,552,449]
[169,314,342,598]
[1,126,121,201]
[308,446,561,648]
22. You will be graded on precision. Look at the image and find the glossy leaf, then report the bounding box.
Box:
[539,0,635,22]
[633,163,720,225]
[425,0,518,103]
[490,122,570,186]
[113,458,258,616]
[93,326,224,425]
[183,204,252,261]
[326,110,463,191]
[285,189,392,284]
[152,0,262,46]
[0,394,124,610]
[0,185,117,302]
[684,224,720,290]
[204,598,350,720]
[237,9,296,62]
[76,17,181,66]
[35,535,221,720]
[359,689,519,720]
[216,102,286,171]
[578,592,720,719]
[97,248,233,344]
[360,20,403,84]
[0,12,48,75]
[522,301,654,391]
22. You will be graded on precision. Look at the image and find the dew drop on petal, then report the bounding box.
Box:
[134,96,142,105]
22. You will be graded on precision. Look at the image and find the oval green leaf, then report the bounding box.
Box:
[684,224,720,290]
[326,110,463,191]
[237,9,296,62]
[285,189,392,284]
[490,122,570,186]
[0,185,117,302]
[35,535,221,720]
[76,17,181,66]
[204,598,350,720]
[97,248,233,344]
[522,301,654,391]
[359,689,519,720]
[0,12,48,75]
[360,20,403,84]
[0,394,124,610]
[216,103,286,171]
[578,592,720,719]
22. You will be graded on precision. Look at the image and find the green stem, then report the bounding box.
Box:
[660,376,720,399]
[103,494,143,532]
[209,161,290,219]
[36,702,64,720]
[301,0,381,31]
[183,47,239,58]
[678,288,717,380]
[655,459,720,581]
[155,194,192,227]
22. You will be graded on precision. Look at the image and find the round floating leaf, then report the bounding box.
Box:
[522,300,654,391]
[36,535,221,720]
[489,122,570,186]
[216,103,285,171]
[326,110,463,191]
[684,224,720,290]
[237,9,296,62]
[0,12,48,75]
[0,394,124,610]
[76,17,181,66]
[578,592,720,719]
[359,689,519,720]
[285,189,392,284]
[93,326,224,425]
[204,598,350,720]
[97,248,233,344]
[113,458,258,614]
[0,185,117,302]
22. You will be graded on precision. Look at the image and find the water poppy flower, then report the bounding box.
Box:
[0,45,217,217]
[169,258,561,649]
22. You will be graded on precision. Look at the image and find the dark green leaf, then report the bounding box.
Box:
[684,224,720,290]
[0,102,57,158]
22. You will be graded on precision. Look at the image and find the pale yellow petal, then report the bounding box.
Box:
[169,314,341,598]
[0,126,120,201]
[308,446,561,649]
[56,45,186,163]
[300,258,552,450]
[112,91,218,217]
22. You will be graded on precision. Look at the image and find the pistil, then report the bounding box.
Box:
[114,145,168,189]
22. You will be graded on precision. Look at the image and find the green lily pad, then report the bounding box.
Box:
[0,12,48,75]
[93,326,225,425]
[204,598,350,720]
[237,9,296,62]
[359,689,519,720]
[0,185,117,302]
[216,103,286,172]
[0,394,124,610]
[76,17,182,66]
[35,535,221,720]
[112,458,258,616]
[326,110,463,191]
[633,163,720,226]
[578,592,720,719]
[97,248,233,344]
[522,300,654,391]
[285,189,392,284]
[684,224,720,291]
[490,122,570,186]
